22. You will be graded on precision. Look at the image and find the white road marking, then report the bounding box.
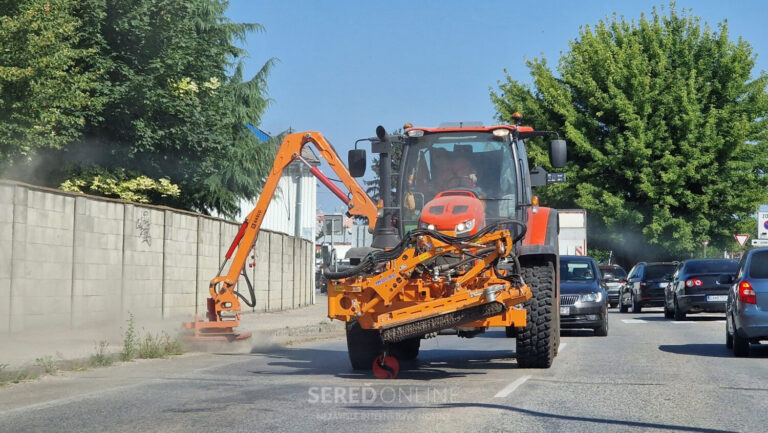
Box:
[494,375,532,398]
[559,343,567,352]
[671,321,695,324]
[621,319,647,323]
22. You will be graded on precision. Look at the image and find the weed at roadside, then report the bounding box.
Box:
[122,313,137,361]
[35,355,58,375]
[90,340,113,367]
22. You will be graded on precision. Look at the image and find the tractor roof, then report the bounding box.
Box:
[405,124,534,134]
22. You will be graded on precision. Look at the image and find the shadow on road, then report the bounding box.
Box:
[560,329,595,337]
[247,346,519,380]
[248,337,523,380]
[373,403,735,433]
[658,343,768,358]
[639,315,725,322]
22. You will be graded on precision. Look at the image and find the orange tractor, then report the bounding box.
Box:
[185,117,567,369]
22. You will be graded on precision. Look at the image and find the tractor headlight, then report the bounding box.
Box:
[454,219,475,235]
[580,292,603,303]
[419,221,436,230]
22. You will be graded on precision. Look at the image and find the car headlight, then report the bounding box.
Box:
[580,292,603,303]
[454,219,475,234]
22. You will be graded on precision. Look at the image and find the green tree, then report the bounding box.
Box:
[364,128,402,202]
[1,0,275,218]
[0,0,104,162]
[492,4,768,264]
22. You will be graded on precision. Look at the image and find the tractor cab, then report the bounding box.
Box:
[399,125,523,235]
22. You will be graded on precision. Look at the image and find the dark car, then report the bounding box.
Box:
[619,262,677,313]
[725,248,768,357]
[559,256,609,336]
[664,259,738,320]
[599,264,627,308]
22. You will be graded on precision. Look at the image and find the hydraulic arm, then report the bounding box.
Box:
[183,131,377,340]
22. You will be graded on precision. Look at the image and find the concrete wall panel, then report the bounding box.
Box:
[1,181,313,334]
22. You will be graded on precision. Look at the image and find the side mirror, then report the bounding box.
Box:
[717,274,735,285]
[549,139,567,168]
[348,149,366,178]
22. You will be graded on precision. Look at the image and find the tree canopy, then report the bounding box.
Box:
[492,4,768,264]
[0,0,276,218]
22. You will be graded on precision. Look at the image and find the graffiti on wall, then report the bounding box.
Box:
[136,210,152,246]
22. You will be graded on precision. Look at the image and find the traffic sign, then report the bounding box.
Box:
[734,234,750,247]
[759,210,768,239]
[752,239,768,246]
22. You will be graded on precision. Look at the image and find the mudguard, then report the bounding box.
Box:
[519,207,559,257]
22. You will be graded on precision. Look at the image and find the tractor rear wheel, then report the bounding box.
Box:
[346,319,384,370]
[515,258,557,369]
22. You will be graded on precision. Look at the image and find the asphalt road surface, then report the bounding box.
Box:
[1,309,766,433]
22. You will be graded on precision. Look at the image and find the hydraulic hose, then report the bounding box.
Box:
[323,219,527,280]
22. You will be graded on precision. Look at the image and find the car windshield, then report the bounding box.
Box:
[749,252,768,279]
[561,259,595,281]
[646,264,676,280]
[684,260,738,275]
[600,267,626,280]
[401,131,517,230]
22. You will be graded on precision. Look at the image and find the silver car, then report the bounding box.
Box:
[725,248,768,357]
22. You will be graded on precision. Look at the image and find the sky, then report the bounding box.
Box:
[225,0,768,213]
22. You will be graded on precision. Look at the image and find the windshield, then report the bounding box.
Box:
[600,267,627,281]
[400,132,517,230]
[561,259,596,281]
[646,264,676,280]
[683,260,738,275]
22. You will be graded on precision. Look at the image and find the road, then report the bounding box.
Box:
[1,308,766,433]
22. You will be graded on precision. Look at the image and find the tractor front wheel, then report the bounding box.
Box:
[515,258,558,369]
[346,319,384,370]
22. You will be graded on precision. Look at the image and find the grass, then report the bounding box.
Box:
[34,356,59,375]
[137,331,184,359]
[121,313,137,361]
[90,340,113,367]
[0,313,185,387]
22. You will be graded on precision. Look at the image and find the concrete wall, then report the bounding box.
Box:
[0,180,314,333]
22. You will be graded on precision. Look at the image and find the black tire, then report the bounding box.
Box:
[631,295,642,314]
[515,258,557,369]
[609,302,618,309]
[594,313,608,337]
[733,331,750,357]
[505,326,517,338]
[725,318,734,349]
[619,292,629,313]
[673,297,686,321]
[390,337,420,361]
[346,319,384,370]
[664,304,674,319]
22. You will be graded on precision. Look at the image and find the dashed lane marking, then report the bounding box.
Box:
[494,375,532,398]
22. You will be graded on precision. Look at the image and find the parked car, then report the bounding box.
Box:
[619,262,677,313]
[599,264,627,308]
[725,248,768,357]
[559,256,609,336]
[664,259,738,320]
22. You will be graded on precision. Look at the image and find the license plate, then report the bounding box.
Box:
[560,306,571,316]
[707,295,727,302]
[658,282,668,288]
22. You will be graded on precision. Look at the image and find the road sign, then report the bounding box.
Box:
[759,210,768,240]
[752,239,768,246]
[734,234,750,247]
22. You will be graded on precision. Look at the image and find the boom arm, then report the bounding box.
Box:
[202,131,377,327]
